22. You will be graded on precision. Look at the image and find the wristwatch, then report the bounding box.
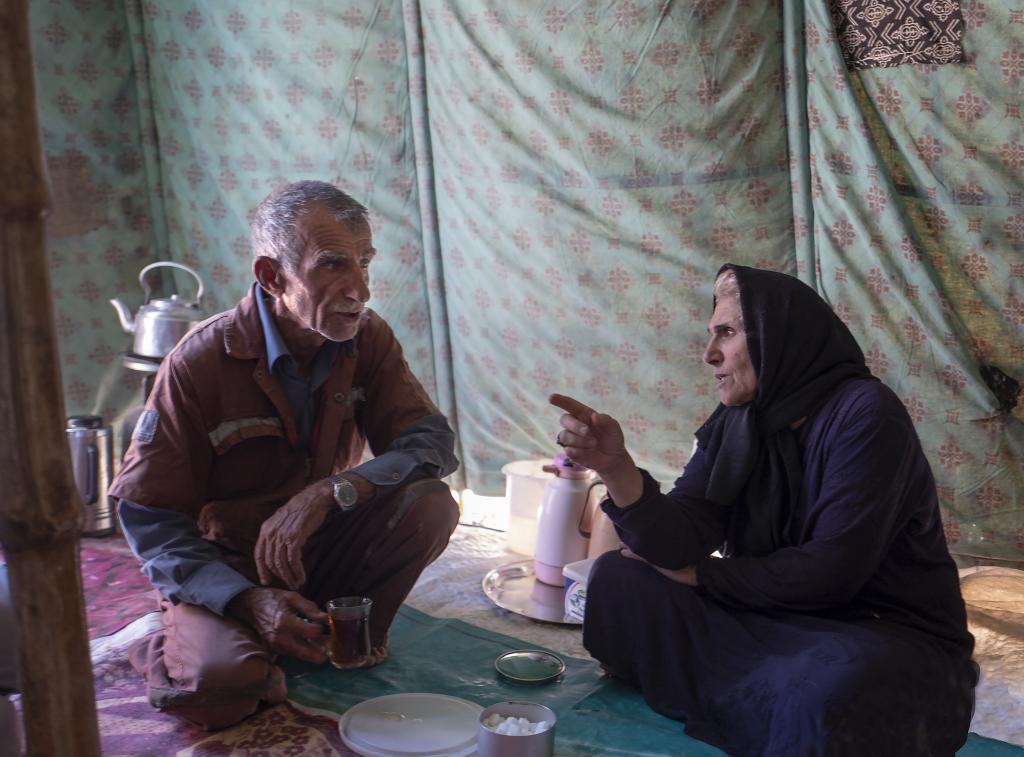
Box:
[328,473,359,512]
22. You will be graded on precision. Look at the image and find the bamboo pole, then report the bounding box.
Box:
[0,0,102,754]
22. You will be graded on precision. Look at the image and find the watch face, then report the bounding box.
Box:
[333,477,358,509]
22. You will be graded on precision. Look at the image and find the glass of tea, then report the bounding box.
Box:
[326,596,372,669]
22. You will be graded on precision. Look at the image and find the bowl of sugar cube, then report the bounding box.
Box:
[477,700,556,757]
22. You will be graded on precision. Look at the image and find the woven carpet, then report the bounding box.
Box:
[80,536,155,637]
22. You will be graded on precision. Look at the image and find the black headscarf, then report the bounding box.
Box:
[694,264,874,556]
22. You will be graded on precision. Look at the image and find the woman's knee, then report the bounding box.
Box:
[589,548,655,596]
[589,548,624,585]
[585,551,659,633]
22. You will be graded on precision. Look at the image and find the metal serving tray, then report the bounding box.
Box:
[481,559,581,626]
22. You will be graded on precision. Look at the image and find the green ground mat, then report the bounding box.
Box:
[282,606,1022,756]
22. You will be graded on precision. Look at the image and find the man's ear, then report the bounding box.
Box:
[254,257,284,296]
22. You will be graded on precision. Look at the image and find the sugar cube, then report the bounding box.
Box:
[482,713,550,735]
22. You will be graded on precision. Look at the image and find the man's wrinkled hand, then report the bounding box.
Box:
[227,586,328,664]
[255,480,333,590]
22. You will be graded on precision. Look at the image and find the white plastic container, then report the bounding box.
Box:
[562,557,598,588]
[562,557,598,621]
[501,460,555,556]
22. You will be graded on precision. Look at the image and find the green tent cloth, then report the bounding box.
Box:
[282,606,1022,756]
[29,1,1024,567]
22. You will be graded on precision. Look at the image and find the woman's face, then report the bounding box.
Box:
[702,296,757,406]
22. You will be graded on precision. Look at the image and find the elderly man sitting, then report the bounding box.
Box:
[110,180,460,729]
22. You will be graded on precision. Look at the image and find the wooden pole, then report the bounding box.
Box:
[0,0,102,754]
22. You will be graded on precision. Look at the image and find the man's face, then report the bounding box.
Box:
[274,203,375,344]
[703,296,757,406]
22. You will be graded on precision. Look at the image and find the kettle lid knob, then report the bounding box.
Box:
[549,452,592,478]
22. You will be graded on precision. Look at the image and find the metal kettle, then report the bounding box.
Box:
[110,261,205,359]
[66,415,115,537]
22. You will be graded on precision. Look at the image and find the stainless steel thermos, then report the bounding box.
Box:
[66,415,115,536]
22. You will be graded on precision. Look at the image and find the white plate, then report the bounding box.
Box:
[338,692,483,757]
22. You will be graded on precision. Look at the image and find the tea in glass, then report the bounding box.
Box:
[326,596,372,669]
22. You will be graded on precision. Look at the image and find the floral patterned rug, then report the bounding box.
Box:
[80,536,156,637]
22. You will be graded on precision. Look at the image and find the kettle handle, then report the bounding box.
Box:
[139,261,204,306]
[83,443,98,505]
[577,480,606,539]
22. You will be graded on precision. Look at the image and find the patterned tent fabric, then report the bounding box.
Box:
[28,0,1023,567]
[831,0,965,70]
[789,0,1023,568]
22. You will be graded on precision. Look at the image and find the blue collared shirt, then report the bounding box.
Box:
[254,284,341,451]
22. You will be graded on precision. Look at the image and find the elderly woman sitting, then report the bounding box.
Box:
[551,264,977,756]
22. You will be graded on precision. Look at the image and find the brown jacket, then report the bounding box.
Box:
[110,289,442,551]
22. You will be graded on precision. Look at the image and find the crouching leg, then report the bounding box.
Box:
[128,598,285,730]
[302,478,460,649]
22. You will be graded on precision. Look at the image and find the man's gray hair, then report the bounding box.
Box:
[251,180,368,272]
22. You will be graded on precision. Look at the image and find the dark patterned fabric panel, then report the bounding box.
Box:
[831,0,965,70]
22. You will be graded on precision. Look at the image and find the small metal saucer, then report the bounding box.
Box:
[494,649,566,684]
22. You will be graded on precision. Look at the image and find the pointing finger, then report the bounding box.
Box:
[549,393,595,421]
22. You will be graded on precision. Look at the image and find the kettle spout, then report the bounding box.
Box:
[109,299,135,333]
